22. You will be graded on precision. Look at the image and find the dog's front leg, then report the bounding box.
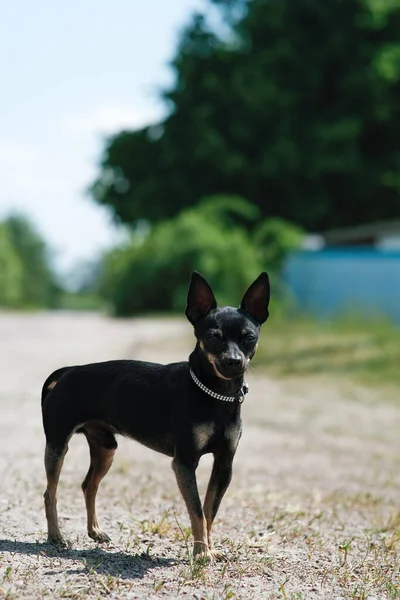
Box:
[203,448,235,559]
[172,455,210,559]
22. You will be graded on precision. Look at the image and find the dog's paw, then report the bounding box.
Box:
[47,535,70,550]
[193,549,226,563]
[193,544,227,563]
[193,542,212,562]
[88,528,111,543]
[193,549,213,563]
[209,549,227,562]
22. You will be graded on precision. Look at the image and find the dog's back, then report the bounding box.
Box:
[41,366,73,404]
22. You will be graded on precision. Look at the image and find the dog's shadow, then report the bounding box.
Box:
[0,539,176,580]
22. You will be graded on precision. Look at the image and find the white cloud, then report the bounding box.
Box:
[0,137,116,274]
[0,102,164,274]
[0,142,42,169]
[61,103,163,139]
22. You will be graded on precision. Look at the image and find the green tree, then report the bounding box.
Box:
[4,214,61,308]
[0,223,24,307]
[91,0,400,231]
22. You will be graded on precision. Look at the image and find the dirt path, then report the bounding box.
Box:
[1,313,400,600]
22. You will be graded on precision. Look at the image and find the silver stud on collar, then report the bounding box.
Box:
[190,368,248,403]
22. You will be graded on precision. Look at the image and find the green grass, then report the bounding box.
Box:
[255,315,400,387]
[58,292,107,311]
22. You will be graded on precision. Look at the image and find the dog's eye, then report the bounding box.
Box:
[243,332,257,343]
[206,330,222,340]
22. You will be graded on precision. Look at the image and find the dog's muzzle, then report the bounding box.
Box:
[217,355,246,379]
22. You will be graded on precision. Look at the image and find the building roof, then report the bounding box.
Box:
[323,220,400,246]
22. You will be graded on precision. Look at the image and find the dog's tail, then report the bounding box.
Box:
[41,366,72,405]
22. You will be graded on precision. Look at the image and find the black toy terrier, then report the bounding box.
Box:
[41,271,270,560]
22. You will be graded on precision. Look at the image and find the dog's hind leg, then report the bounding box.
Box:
[81,424,117,543]
[44,441,69,548]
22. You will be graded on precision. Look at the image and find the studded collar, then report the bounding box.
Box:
[189,368,248,403]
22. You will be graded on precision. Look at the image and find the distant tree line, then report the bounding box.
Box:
[0,214,60,309]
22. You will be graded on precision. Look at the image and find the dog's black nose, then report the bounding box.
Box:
[225,356,242,368]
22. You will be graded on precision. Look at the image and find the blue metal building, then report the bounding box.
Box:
[283,223,400,322]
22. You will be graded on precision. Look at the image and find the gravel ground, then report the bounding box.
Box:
[1,312,400,600]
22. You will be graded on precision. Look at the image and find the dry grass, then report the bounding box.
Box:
[4,490,400,599]
[255,315,400,388]
[1,313,400,599]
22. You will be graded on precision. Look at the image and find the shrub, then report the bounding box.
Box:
[99,201,263,316]
[0,223,24,307]
[98,196,304,316]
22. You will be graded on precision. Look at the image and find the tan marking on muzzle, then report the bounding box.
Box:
[206,353,232,380]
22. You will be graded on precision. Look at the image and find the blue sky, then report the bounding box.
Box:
[0,0,206,275]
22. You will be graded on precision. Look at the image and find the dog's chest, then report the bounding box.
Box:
[192,420,242,453]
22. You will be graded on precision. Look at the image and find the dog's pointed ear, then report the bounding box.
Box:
[185,271,217,324]
[240,272,270,324]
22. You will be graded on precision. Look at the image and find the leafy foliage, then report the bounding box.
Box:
[91,0,400,231]
[254,218,304,272]
[0,223,24,307]
[0,215,61,309]
[98,197,302,316]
